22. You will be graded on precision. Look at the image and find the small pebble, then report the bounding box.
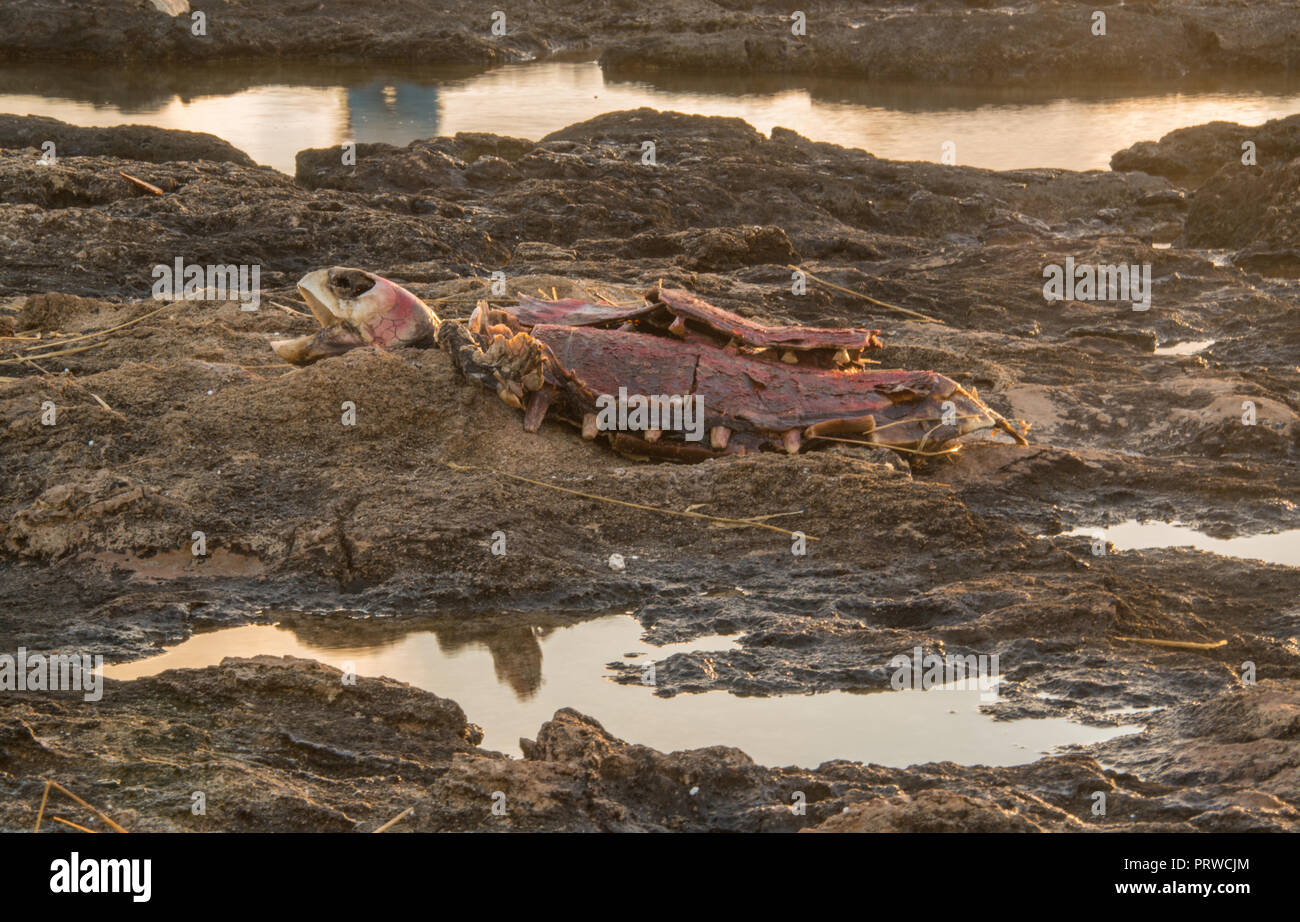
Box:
[608,553,625,571]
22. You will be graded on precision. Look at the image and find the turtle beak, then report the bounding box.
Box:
[271,267,441,366]
[270,323,368,365]
[295,267,343,328]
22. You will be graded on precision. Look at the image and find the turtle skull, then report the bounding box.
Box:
[271,267,440,366]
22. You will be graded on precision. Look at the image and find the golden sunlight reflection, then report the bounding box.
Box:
[103,615,1137,768]
[1061,522,1300,567]
[4,61,1298,174]
[1,85,346,169]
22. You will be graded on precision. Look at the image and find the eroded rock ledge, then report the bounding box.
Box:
[1,1,1297,87]
[2,658,1297,832]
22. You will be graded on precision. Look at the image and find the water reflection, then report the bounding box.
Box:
[344,79,441,147]
[103,613,1137,767]
[250,611,570,701]
[1061,521,1300,567]
[1153,339,1215,356]
[3,60,1298,174]
[436,622,548,699]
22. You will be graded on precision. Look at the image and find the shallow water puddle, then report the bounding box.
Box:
[4,61,1299,173]
[1153,339,1214,356]
[103,615,1135,768]
[1061,521,1300,567]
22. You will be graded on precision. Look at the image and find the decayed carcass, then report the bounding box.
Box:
[273,267,1028,459]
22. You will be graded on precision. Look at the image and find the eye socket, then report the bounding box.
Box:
[328,269,376,299]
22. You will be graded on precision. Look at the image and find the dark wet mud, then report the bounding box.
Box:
[3,658,1297,831]
[1,107,1298,831]
[3,0,1298,89]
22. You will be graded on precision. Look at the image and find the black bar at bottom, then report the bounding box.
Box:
[3,832,1272,908]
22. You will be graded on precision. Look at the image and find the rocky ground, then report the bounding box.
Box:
[0,108,1298,832]
[1,0,1298,86]
[3,658,1298,832]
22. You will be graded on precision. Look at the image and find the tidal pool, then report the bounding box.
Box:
[1061,521,1300,567]
[4,60,1298,173]
[1153,339,1215,356]
[103,613,1137,768]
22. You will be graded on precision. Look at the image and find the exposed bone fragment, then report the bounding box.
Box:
[804,414,876,438]
[523,389,553,432]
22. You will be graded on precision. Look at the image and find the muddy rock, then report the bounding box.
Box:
[806,789,1046,833]
[0,0,552,67]
[1095,680,1300,831]
[0,108,1189,300]
[0,113,255,166]
[3,0,1297,89]
[2,112,1299,832]
[1110,113,1300,188]
[1182,157,1300,274]
[600,1,1300,85]
[295,140,472,195]
[16,292,109,333]
[0,657,486,833]
[3,660,1298,832]
[0,145,491,298]
[290,108,1186,258]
